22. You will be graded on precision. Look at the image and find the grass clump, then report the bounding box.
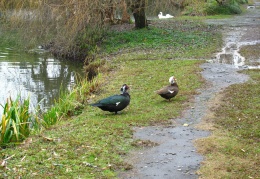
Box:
[196,69,260,179]
[182,0,245,16]
[0,96,37,147]
[41,73,103,128]
[239,44,260,60]
[204,4,242,15]
[239,44,260,66]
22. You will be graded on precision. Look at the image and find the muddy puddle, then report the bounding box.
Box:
[214,40,260,68]
[208,5,260,69]
[118,2,260,179]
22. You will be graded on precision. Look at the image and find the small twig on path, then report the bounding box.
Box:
[4,154,15,161]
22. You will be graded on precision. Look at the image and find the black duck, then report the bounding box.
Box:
[90,84,130,114]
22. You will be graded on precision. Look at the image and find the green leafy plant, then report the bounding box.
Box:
[42,106,59,128]
[204,0,242,15]
[0,96,32,146]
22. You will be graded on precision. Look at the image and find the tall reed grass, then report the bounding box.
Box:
[0,68,103,146]
[41,73,102,128]
[0,96,34,146]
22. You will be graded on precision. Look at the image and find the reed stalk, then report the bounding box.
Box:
[0,96,32,146]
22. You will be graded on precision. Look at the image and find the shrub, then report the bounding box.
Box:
[205,3,242,15]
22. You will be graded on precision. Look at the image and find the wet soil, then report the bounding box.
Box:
[118,2,260,179]
[207,5,260,69]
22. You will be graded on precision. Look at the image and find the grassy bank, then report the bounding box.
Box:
[4,12,259,179]
[196,70,260,179]
[102,19,221,60]
[1,59,204,178]
[0,19,221,178]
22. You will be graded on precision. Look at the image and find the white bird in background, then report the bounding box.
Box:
[166,14,174,18]
[158,12,174,19]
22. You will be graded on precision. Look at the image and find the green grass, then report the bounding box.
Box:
[239,44,260,66]
[1,6,257,178]
[0,18,221,178]
[41,73,103,128]
[215,70,260,142]
[102,19,221,59]
[204,14,234,19]
[0,59,204,178]
[103,27,210,53]
[177,14,234,20]
[196,69,260,179]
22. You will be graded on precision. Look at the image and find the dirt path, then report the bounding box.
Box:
[119,3,260,179]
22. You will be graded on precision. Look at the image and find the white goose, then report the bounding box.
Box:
[158,12,174,19]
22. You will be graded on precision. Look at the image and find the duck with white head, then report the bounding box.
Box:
[155,76,179,101]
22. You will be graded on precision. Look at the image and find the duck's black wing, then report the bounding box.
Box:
[90,94,130,113]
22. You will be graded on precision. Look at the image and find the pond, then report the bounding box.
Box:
[0,45,84,117]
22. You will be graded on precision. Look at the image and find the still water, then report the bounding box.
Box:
[0,45,83,116]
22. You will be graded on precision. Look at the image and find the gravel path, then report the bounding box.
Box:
[119,2,260,179]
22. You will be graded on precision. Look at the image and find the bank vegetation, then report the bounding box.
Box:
[1,0,258,178]
[0,0,248,61]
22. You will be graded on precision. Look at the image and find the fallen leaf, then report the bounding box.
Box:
[42,136,54,141]
[1,160,7,167]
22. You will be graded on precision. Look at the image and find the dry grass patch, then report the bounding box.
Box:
[239,44,260,66]
[195,91,225,131]
[196,131,260,179]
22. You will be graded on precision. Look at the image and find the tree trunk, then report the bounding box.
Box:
[129,0,147,28]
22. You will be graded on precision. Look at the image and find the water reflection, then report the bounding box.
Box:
[0,46,83,116]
